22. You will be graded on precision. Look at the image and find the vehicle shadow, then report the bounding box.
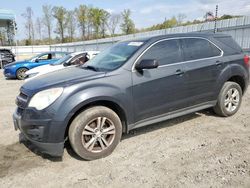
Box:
[66,109,214,161]
[122,111,204,140]
[3,77,23,81]
[19,133,63,162]
[4,77,15,80]
[65,141,88,161]
[20,109,216,162]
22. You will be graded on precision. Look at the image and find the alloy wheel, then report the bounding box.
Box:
[224,88,240,112]
[81,117,116,153]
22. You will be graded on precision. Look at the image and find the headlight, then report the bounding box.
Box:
[26,72,38,78]
[28,88,63,110]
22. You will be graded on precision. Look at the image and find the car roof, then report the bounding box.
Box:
[69,51,99,56]
[0,48,12,51]
[69,52,85,56]
[41,51,68,54]
[38,51,69,55]
[123,32,231,43]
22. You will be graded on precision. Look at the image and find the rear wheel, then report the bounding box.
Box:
[69,106,122,160]
[16,68,28,80]
[213,81,242,117]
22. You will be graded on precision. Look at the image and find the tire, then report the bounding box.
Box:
[69,106,122,160]
[16,68,28,80]
[213,81,242,117]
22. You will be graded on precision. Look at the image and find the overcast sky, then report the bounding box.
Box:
[1,0,250,40]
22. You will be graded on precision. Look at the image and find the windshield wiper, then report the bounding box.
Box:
[83,65,99,71]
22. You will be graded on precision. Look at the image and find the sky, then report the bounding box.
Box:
[1,0,250,40]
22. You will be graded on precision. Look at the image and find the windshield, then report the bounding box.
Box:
[52,54,72,65]
[84,41,144,71]
[27,54,41,61]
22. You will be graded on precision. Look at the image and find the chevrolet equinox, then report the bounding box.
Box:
[13,33,250,160]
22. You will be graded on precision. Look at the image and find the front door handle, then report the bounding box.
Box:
[215,60,223,66]
[175,69,185,76]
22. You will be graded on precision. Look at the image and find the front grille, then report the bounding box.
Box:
[16,92,29,109]
[17,107,24,115]
[19,92,28,99]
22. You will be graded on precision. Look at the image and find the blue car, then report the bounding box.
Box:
[3,51,68,80]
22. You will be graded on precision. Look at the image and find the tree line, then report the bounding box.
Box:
[21,5,135,45]
[20,4,241,46]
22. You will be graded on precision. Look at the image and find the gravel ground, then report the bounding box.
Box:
[0,70,249,188]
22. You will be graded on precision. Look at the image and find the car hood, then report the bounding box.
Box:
[22,66,106,92]
[26,64,63,75]
[5,60,30,67]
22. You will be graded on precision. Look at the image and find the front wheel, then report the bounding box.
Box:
[69,106,122,160]
[213,81,242,117]
[16,68,28,80]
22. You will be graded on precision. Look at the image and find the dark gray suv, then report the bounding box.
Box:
[13,33,249,160]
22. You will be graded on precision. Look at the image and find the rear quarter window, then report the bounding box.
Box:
[214,36,242,55]
[181,38,221,61]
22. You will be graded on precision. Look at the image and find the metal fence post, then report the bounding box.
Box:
[0,54,2,69]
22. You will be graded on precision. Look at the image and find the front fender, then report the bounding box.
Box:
[52,84,133,136]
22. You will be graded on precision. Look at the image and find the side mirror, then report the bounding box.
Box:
[35,59,39,62]
[135,59,159,70]
[63,62,70,67]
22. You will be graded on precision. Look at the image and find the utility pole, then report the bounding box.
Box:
[0,54,2,69]
[214,5,218,33]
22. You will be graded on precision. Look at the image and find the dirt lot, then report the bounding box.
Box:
[0,70,249,188]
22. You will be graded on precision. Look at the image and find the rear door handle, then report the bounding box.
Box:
[175,69,185,76]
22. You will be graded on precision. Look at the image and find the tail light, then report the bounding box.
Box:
[244,55,250,67]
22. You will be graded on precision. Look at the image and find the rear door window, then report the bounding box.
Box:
[181,38,221,61]
[140,39,182,66]
[38,54,50,60]
[53,53,66,59]
[70,54,87,65]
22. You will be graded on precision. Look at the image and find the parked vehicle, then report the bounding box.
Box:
[0,48,15,69]
[3,51,68,80]
[25,51,99,81]
[13,33,249,160]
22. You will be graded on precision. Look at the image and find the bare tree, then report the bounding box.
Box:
[177,13,187,26]
[107,13,121,36]
[36,17,42,40]
[67,10,77,42]
[76,5,88,40]
[100,9,110,38]
[53,6,68,43]
[42,5,53,44]
[120,9,135,34]
[86,5,94,39]
[22,7,34,44]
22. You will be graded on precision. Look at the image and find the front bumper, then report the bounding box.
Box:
[13,109,64,157]
[3,68,16,78]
